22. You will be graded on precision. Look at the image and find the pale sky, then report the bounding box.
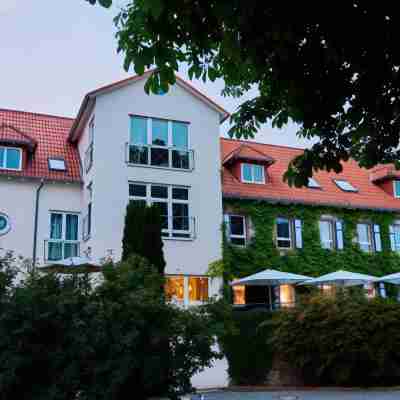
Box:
[0,0,313,148]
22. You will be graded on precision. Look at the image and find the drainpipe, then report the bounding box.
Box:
[32,179,45,269]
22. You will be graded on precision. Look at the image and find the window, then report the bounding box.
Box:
[276,218,303,249]
[225,215,246,246]
[83,203,92,241]
[280,285,295,308]
[319,219,344,250]
[48,158,66,171]
[334,179,358,192]
[128,116,192,170]
[394,181,400,198]
[85,117,95,173]
[241,163,265,184]
[165,276,209,305]
[389,224,400,252]
[129,183,193,239]
[233,285,246,305]
[0,213,11,236]
[357,223,374,252]
[308,177,321,189]
[47,212,79,261]
[0,146,22,170]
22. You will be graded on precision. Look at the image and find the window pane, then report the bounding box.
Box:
[0,148,4,168]
[230,216,244,236]
[153,202,168,230]
[253,165,264,183]
[151,147,169,167]
[357,223,371,251]
[6,149,20,169]
[172,122,188,149]
[277,218,290,239]
[280,285,295,307]
[395,181,400,197]
[319,220,333,249]
[64,242,79,258]
[151,185,168,199]
[48,242,62,261]
[189,277,209,302]
[242,164,253,182]
[66,214,78,241]
[130,117,147,145]
[152,119,168,146]
[233,285,246,305]
[394,225,400,251]
[50,213,63,240]
[129,145,148,164]
[165,276,184,302]
[129,184,147,197]
[172,187,188,200]
[172,149,190,169]
[173,203,189,231]
[277,239,291,248]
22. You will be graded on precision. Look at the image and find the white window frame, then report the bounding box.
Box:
[0,146,22,171]
[225,214,247,246]
[390,223,400,252]
[333,179,358,192]
[357,223,374,253]
[165,275,209,307]
[48,158,66,171]
[319,219,336,250]
[129,182,193,240]
[308,177,321,189]
[276,217,294,249]
[241,163,265,184]
[393,180,400,198]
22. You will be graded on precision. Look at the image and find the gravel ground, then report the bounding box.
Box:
[190,389,400,400]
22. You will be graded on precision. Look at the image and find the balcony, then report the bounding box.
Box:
[126,143,194,171]
[44,240,80,262]
[161,216,196,240]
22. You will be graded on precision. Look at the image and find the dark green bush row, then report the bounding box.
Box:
[0,254,217,400]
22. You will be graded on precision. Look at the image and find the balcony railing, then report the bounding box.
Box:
[161,216,196,239]
[44,240,80,262]
[84,142,94,174]
[126,143,194,171]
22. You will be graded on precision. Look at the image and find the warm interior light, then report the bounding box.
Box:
[165,276,184,302]
[280,284,295,307]
[233,285,246,305]
[189,277,209,302]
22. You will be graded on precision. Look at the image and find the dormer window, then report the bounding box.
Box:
[0,146,22,171]
[333,179,358,192]
[48,158,67,171]
[241,163,265,184]
[393,180,400,198]
[307,177,321,189]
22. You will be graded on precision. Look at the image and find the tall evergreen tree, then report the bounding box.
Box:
[122,201,166,274]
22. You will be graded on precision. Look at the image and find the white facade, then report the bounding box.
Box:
[0,75,225,303]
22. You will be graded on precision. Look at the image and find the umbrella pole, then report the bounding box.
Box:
[269,286,273,311]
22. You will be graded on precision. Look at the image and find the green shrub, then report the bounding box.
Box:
[0,256,218,400]
[208,300,274,385]
[270,293,400,386]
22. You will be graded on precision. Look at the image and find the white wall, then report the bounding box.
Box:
[0,178,82,266]
[83,79,223,293]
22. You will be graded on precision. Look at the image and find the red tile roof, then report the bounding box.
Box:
[223,143,275,166]
[0,109,81,183]
[221,138,400,212]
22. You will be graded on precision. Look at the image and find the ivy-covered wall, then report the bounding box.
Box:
[222,199,400,281]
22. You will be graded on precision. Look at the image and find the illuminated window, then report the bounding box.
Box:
[233,285,246,305]
[165,276,185,302]
[188,277,209,302]
[280,284,295,307]
[321,284,336,297]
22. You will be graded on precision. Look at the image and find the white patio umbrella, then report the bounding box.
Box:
[376,272,400,285]
[299,270,377,287]
[230,269,312,311]
[39,256,102,274]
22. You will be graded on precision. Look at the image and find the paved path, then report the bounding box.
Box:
[191,390,400,400]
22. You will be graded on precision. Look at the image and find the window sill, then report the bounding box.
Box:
[126,162,194,173]
[163,236,195,242]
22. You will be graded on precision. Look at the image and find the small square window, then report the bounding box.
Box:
[241,163,265,184]
[48,158,66,171]
[151,185,168,199]
[308,177,321,189]
[172,187,188,200]
[334,179,358,192]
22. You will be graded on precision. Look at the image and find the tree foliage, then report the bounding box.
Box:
[0,256,218,400]
[86,1,400,186]
[122,201,166,274]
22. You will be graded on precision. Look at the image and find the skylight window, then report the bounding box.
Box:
[48,158,66,171]
[307,177,321,189]
[334,179,358,192]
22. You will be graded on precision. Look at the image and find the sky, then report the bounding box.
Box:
[0,0,313,148]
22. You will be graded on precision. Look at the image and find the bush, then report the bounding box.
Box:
[208,300,274,385]
[270,293,400,386]
[0,256,218,400]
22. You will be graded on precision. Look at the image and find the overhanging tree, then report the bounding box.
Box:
[86,1,400,186]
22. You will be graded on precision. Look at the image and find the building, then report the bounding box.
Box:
[1,72,400,308]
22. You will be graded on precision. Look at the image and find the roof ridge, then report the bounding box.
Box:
[220,137,306,152]
[0,107,75,121]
